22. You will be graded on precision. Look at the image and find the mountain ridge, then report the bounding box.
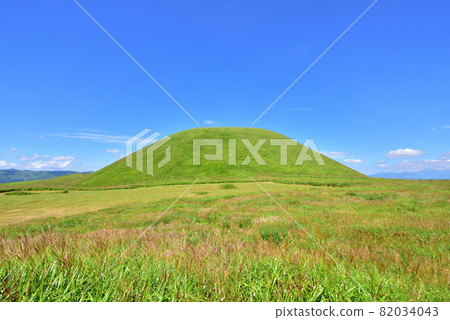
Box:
[0,169,85,184]
[370,169,450,180]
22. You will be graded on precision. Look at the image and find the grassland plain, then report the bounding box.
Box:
[0,178,449,302]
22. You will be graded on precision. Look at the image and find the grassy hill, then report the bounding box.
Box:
[77,127,364,187]
[0,128,364,190]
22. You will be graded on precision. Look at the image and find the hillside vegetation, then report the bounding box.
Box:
[79,127,363,187]
[0,128,363,191]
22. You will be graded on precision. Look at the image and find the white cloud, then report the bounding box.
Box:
[52,156,75,161]
[25,156,76,170]
[0,161,20,169]
[385,148,423,158]
[441,125,450,129]
[106,149,121,154]
[204,120,216,125]
[344,159,364,164]
[19,153,49,161]
[0,155,77,170]
[27,161,71,169]
[321,151,348,158]
[375,159,450,172]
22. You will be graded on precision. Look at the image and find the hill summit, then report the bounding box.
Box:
[76,127,363,187]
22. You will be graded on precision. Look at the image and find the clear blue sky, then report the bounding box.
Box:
[1,0,449,174]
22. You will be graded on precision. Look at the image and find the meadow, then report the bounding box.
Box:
[0,178,448,301]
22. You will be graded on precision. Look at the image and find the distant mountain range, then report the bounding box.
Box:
[370,170,450,180]
[0,169,87,183]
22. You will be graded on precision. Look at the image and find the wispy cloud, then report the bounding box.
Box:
[344,159,364,164]
[19,153,49,161]
[376,159,450,172]
[321,151,348,158]
[431,125,450,131]
[52,156,75,161]
[61,127,107,133]
[5,147,18,154]
[281,108,314,111]
[48,132,129,143]
[204,120,216,125]
[441,152,450,159]
[106,149,121,154]
[385,148,423,158]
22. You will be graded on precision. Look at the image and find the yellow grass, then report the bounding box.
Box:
[0,182,306,225]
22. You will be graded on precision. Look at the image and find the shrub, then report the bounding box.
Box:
[237,218,252,229]
[5,191,33,196]
[347,192,394,201]
[260,226,289,244]
[219,184,237,189]
[360,193,390,201]
[222,221,231,230]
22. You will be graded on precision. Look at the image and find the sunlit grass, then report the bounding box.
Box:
[0,179,449,301]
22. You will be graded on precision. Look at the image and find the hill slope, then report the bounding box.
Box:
[76,127,364,187]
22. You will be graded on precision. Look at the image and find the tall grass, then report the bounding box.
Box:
[0,180,449,301]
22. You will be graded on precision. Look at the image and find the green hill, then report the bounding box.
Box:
[76,127,364,187]
[0,128,364,190]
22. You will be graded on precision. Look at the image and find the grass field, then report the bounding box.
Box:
[1,178,448,301]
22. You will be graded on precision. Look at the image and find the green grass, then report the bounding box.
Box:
[0,179,448,301]
[0,182,304,225]
[77,127,364,187]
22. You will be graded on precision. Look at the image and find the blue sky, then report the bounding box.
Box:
[1,0,449,175]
